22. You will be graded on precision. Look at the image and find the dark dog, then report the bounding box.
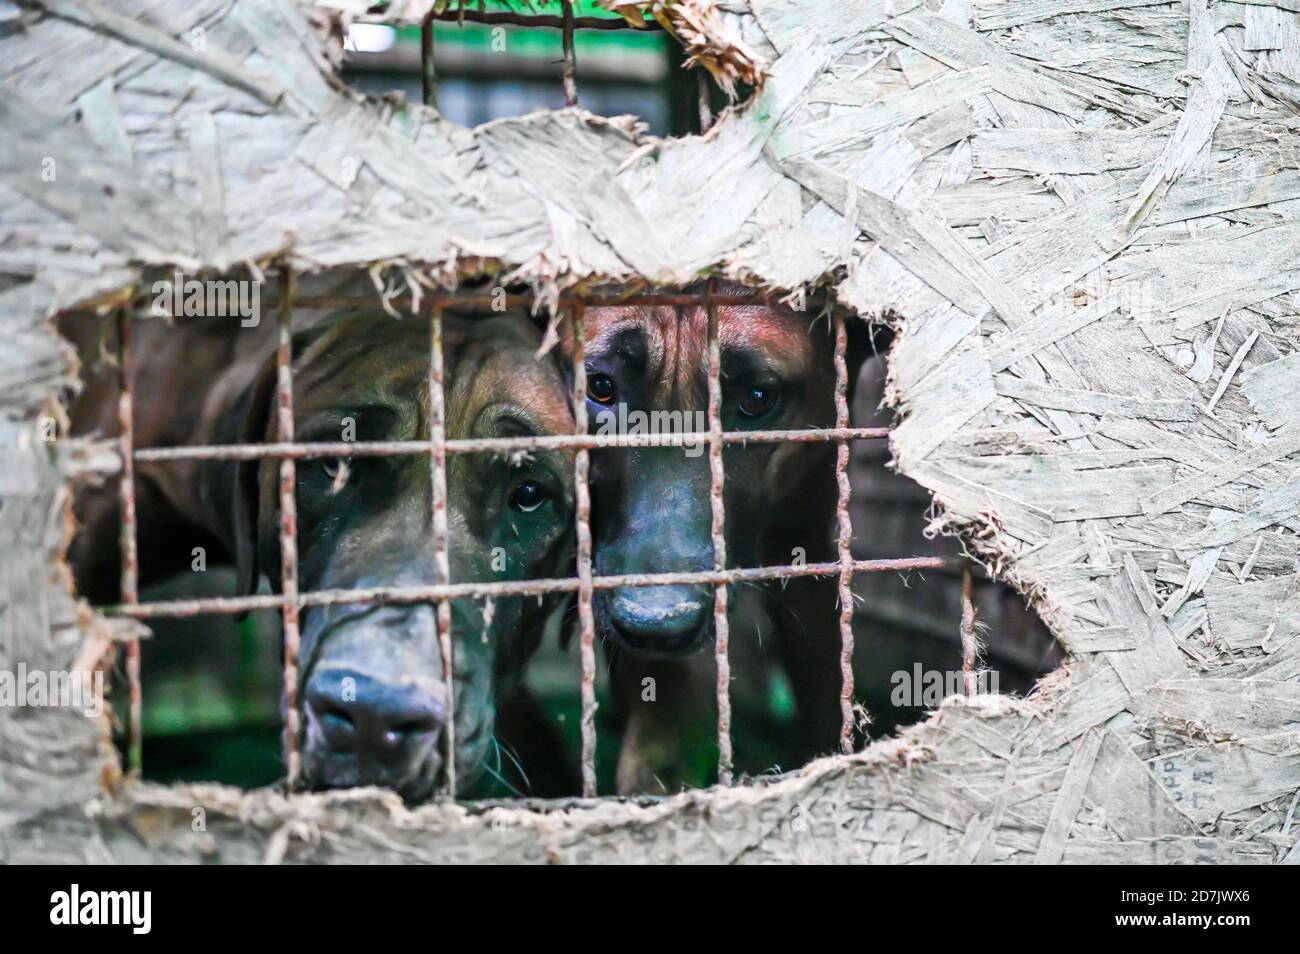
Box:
[562,287,868,793]
[65,309,576,800]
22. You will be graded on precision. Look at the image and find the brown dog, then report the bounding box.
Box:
[562,286,869,793]
[64,306,577,800]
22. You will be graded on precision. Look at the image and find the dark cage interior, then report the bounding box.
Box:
[59,271,1059,800]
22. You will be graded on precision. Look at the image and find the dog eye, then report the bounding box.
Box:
[738,385,778,419]
[587,373,617,405]
[509,478,549,513]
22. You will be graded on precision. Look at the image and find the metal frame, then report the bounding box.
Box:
[99,9,982,800]
[418,2,702,122]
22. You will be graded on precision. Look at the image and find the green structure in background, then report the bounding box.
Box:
[345,1,706,135]
[404,1,663,58]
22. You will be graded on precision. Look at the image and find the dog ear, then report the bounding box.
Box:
[233,354,279,599]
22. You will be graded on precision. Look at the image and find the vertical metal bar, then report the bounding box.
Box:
[561,0,578,108]
[961,564,978,697]
[571,301,598,798]
[276,267,303,790]
[706,282,733,785]
[697,70,713,133]
[833,312,856,754]
[420,14,438,109]
[429,303,456,797]
[116,306,142,776]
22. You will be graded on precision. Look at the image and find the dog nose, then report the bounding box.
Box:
[305,668,445,767]
[608,586,711,653]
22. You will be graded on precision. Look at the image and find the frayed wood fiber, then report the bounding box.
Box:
[0,0,1297,863]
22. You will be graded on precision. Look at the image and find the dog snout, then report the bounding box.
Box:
[303,655,447,797]
[607,585,711,655]
[307,667,445,761]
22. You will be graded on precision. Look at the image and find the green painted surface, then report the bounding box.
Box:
[397,1,663,57]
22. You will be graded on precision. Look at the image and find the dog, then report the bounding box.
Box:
[562,286,869,793]
[64,307,577,801]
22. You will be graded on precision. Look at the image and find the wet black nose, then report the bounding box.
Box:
[305,668,445,767]
[607,585,711,655]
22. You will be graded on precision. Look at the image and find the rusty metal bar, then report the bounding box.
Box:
[420,13,438,108]
[561,0,578,108]
[109,557,959,619]
[131,426,893,464]
[705,281,733,786]
[571,302,598,798]
[833,312,856,754]
[116,306,142,776]
[276,267,303,790]
[429,303,456,797]
[961,564,979,697]
[260,291,833,311]
[428,6,656,30]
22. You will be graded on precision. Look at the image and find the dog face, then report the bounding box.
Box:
[239,312,574,801]
[565,291,849,658]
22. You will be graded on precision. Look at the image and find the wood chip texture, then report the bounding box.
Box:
[0,0,1296,863]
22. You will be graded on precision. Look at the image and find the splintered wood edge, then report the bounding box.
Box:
[1,0,1297,864]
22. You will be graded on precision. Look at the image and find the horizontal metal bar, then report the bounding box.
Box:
[104,557,958,620]
[253,291,827,312]
[428,7,659,31]
[129,428,892,464]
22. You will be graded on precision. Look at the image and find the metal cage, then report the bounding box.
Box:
[101,276,975,798]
